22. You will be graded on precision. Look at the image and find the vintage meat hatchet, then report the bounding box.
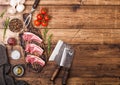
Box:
[49,40,66,81]
[61,47,74,85]
[49,40,74,85]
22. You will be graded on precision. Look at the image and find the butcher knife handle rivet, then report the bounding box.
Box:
[33,0,40,9]
[50,66,61,81]
[62,69,69,85]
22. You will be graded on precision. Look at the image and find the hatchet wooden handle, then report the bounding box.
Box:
[62,68,70,85]
[50,65,61,81]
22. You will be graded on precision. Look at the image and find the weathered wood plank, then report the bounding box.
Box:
[0,0,120,5]
[8,44,120,78]
[16,77,120,85]
[0,6,120,29]
[2,29,120,44]
[0,0,119,85]
[42,44,120,78]
[43,29,120,44]
[83,0,120,5]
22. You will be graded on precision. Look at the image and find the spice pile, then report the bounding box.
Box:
[9,18,23,32]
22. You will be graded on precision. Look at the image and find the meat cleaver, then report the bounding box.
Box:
[49,40,66,81]
[61,47,74,85]
[49,40,74,85]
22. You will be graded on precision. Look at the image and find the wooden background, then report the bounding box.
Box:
[0,0,120,85]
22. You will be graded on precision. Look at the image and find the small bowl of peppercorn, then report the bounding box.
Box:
[9,18,23,32]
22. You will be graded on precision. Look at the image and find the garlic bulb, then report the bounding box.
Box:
[16,4,25,12]
[10,0,17,7]
[21,0,25,4]
[17,0,25,4]
[7,7,16,14]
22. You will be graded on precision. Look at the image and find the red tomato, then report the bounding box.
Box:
[44,15,50,21]
[42,20,48,27]
[41,8,47,15]
[37,14,43,20]
[34,20,41,26]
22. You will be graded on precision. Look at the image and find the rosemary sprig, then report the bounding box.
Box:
[43,28,49,42]
[0,10,6,18]
[47,34,53,55]
[3,17,10,40]
[43,28,53,55]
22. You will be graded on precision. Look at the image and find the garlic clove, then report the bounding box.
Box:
[16,0,21,3]
[17,0,25,4]
[16,4,25,13]
[21,0,25,4]
[7,7,16,14]
[10,0,17,7]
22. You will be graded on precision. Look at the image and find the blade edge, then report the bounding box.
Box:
[49,40,63,61]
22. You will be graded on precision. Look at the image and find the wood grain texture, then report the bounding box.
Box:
[0,5,120,29]
[0,0,120,84]
[8,44,120,85]
[0,0,120,5]
[9,44,120,77]
[16,77,120,85]
[1,29,120,44]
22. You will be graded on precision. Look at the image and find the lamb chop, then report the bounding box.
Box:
[19,13,47,72]
[19,32,46,72]
[25,43,44,56]
[22,32,43,44]
[26,55,45,67]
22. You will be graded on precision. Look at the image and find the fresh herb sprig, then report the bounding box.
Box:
[3,17,10,40]
[43,28,53,55]
[43,28,49,42]
[47,34,53,55]
[0,10,6,18]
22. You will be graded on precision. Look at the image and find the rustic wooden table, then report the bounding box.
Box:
[0,0,120,85]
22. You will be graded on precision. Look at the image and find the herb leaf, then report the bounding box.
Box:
[43,28,53,55]
[0,10,6,18]
[3,17,10,40]
[47,34,53,55]
[43,28,49,42]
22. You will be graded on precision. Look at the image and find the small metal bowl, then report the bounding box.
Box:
[9,18,23,32]
[12,64,24,77]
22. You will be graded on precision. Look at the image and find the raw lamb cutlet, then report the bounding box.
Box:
[25,44,44,56]
[22,32,43,44]
[26,55,45,67]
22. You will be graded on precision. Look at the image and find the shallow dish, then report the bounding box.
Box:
[12,64,24,77]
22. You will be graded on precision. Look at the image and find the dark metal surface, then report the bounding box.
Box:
[54,43,66,65]
[62,48,74,68]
